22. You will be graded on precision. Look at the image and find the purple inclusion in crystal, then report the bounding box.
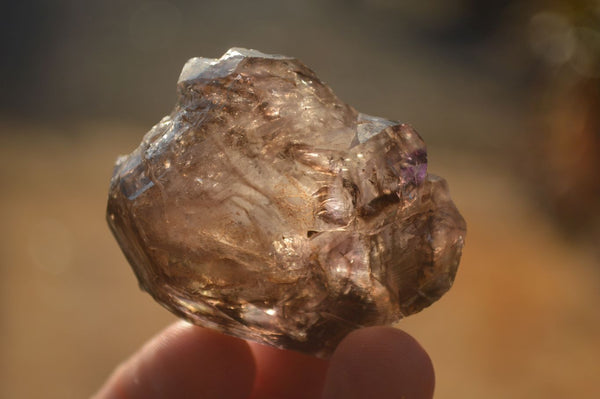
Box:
[403,149,428,186]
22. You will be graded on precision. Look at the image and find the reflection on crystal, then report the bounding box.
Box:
[106,48,466,358]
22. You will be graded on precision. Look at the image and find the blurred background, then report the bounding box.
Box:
[1,0,599,397]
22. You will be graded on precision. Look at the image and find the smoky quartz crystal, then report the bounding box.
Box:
[107,48,466,357]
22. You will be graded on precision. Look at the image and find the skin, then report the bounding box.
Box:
[93,322,434,399]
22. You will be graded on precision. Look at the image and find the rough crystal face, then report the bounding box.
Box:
[106,48,466,358]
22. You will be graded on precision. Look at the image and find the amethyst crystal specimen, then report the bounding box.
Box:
[107,48,466,357]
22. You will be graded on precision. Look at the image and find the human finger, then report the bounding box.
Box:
[322,327,435,399]
[248,341,329,399]
[93,321,256,399]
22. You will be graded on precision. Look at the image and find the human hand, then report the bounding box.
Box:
[93,322,434,399]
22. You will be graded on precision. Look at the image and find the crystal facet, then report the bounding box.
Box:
[106,48,466,357]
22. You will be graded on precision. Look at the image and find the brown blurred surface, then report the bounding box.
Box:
[1,120,598,398]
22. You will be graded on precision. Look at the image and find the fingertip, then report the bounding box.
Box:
[94,322,256,399]
[322,327,435,399]
[249,342,329,399]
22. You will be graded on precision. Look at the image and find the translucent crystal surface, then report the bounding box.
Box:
[106,48,466,357]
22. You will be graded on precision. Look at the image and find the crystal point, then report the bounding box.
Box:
[107,48,466,357]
